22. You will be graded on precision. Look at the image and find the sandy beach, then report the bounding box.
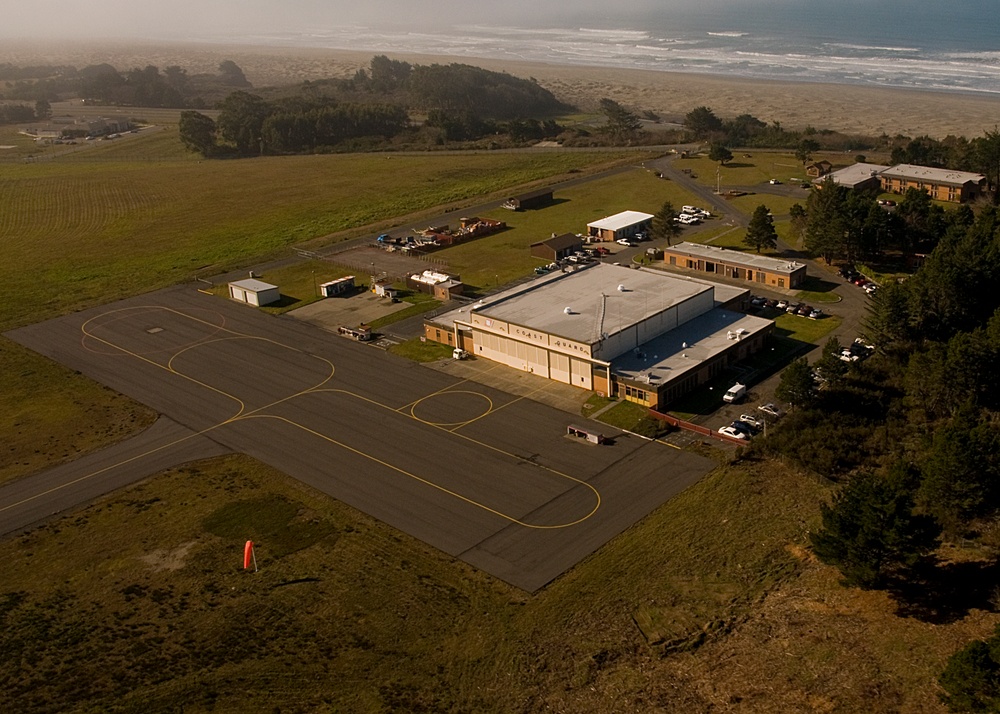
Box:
[4,39,998,139]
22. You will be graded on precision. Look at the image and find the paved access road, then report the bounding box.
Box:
[4,284,712,591]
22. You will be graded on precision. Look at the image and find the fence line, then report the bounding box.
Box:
[648,409,744,444]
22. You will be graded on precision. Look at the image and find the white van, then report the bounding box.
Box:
[722,383,747,403]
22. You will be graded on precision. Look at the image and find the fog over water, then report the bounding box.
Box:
[4,0,998,94]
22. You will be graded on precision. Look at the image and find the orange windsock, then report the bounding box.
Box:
[244,540,254,570]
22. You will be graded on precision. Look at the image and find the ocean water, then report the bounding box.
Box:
[205,0,1000,95]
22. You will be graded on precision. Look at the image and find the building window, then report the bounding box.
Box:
[747,270,753,281]
[669,256,676,265]
[624,384,647,403]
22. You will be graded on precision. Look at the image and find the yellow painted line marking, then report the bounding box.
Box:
[11,306,598,531]
[313,387,600,527]
[408,390,493,428]
[395,375,473,412]
[237,413,598,529]
[0,422,227,514]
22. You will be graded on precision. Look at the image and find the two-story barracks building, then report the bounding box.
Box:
[661,242,807,290]
[423,263,773,409]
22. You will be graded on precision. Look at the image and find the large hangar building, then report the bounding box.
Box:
[425,263,773,409]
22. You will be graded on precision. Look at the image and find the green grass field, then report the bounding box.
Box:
[728,193,806,218]
[0,144,635,330]
[437,167,702,290]
[673,151,849,190]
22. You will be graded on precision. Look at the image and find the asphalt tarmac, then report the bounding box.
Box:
[4,283,713,591]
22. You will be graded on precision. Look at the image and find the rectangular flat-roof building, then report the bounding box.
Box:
[587,211,654,242]
[662,242,807,290]
[815,162,889,191]
[879,164,986,203]
[228,278,280,307]
[425,263,772,408]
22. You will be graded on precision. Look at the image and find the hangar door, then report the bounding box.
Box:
[570,357,592,390]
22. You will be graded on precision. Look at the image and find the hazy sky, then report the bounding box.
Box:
[2,0,727,39]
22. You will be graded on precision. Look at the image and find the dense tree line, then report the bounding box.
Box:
[683,105,875,153]
[754,210,1000,703]
[798,182,962,265]
[180,92,410,156]
[178,55,574,155]
[406,62,567,120]
[309,56,568,123]
[0,103,37,124]
[0,60,250,108]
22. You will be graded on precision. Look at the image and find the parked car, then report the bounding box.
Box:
[758,403,783,419]
[769,178,782,185]
[594,246,611,256]
[776,299,789,310]
[739,414,763,430]
[865,283,879,294]
[730,420,755,437]
[718,425,748,440]
[750,296,767,307]
[785,302,801,314]
[808,308,824,319]
[797,304,813,316]
[764,299,778,309]
[616,238,636,246]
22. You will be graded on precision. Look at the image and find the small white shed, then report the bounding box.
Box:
[228,278,280,307]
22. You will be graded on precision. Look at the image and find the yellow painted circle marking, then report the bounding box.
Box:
[409,390,493,427]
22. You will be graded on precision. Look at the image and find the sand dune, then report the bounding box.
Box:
[3,39,998,139]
